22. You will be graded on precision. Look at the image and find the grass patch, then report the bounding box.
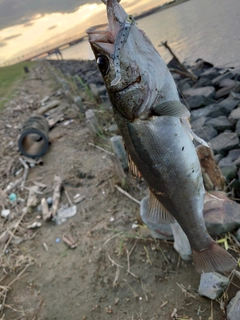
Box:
[0,61,35,110]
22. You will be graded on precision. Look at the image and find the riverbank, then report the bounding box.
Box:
[0,58,239,319]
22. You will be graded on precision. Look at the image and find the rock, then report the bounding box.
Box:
[212,72,234,86]
[177,78,193,91]
[108,124,119,133]
[236,120,240,136]
[192,77,212,88]
[198,272,229,300]
[229,107,240,124]
[191,104,226,119]
[186,95,216,109]
[170,223,192,261]
[227,291,240,320]
[219,78,239,87]
[215,86,237,100]
[219,163,237,182]
[227,149,240,161]
[191,116,210,131]
[205,116,233,132]
[219,98,239,114]
[230,91,240,100]
[193,125,218,142]
[236,229,240,242]
[214,154,223,164]
[89,83,99,100]
[204,191,240,235]
[73,96,85,113]
[209,132,240,156]
[140,196,173,240]
[183,86,216,99]
[200,68,221,79]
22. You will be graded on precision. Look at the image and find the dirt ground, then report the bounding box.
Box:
[0,61,239,320]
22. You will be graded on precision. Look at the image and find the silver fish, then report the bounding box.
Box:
[86,0,237,273]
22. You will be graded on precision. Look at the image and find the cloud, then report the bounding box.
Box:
[0,0,98,30]
[47,25,57,31]
[3,33,22,41]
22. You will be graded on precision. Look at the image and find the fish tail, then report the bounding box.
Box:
[192,242,237,273]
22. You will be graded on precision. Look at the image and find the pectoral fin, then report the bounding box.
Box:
[153,101,190,119]
[148,191,175,224]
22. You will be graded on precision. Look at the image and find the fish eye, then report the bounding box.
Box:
[96,55,109,75]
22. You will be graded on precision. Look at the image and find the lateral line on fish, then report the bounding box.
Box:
[111,15,135,86]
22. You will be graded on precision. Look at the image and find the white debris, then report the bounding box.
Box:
[1,209,10,218]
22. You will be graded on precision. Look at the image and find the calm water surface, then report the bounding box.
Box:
[49,0,240,68]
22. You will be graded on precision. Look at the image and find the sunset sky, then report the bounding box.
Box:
[0,0,168,65]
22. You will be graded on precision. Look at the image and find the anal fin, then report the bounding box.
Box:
[148,191,175,224]
[127,153,141,178]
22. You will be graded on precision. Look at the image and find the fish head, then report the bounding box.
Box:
[86,0,175,120]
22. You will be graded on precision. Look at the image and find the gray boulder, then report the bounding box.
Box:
[229,107,240,124]
[212,72,234,86]
[219,98,239,114]
[205,116,233,132]
[209,132,239,155]
[236,120,240,136]
[204,191,240,235]
[186,95,216,109]
[191,104,225,119]
[193,125,218,142]
[183,86,216,99]
[198,272,229,300]
[227,291,240,320]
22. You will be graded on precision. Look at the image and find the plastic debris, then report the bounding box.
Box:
[27,222,42,229]
[53,205,77,225]
[55,238,60,243]
[9,193,17,202]
[1,209,10,218]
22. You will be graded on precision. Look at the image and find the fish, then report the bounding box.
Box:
[86,0,237,273]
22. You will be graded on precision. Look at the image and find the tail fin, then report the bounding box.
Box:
[192,242,237,273]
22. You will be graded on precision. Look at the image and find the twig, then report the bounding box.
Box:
[19,157,29,189]
[123,279,139,298]
[64,189,73,206]
[107,254,123,268]
[88,142,114,156]
[114,185,140,205]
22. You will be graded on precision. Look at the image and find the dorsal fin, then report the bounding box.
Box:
[148,191,175,224]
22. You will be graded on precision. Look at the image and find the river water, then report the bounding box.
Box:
[49,0,240,68]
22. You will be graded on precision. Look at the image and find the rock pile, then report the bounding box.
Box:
[172,59,240,198]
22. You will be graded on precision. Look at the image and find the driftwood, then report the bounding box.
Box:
[160,41,197,81]
[49,175,62,218]
[196,145,225,191]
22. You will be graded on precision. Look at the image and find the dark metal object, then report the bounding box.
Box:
[18,114,49,158]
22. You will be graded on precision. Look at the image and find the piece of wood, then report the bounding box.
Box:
[49,175,62,218]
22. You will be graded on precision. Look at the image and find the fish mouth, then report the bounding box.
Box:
[86,0,127,55]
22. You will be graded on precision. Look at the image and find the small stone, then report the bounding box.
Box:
[229,107,240,124]
[198,272,229,300]
[215,86,237,100]
[209,132,240,156]
[183,86,216,99]
[200,68,221,79]
[236,229,240,242]
[220,165,237,182]
[214,154,223,164]
[227,149,240,161]
[212,72,234,86]
[191,104,225,119]
[230,91,240,100]
[236,120,240,136]
[219,98,239,114]
[191,116,210,131]
[205,116,233,132]
[47,197,53,205]
[227,291,240,320]
[219,78,239,87]
[186,95,216,109]
[108,124,118,133]
[1,209,10,218]
[193,125,218,142]
[192,77,212,88]
[177,79,192,91]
